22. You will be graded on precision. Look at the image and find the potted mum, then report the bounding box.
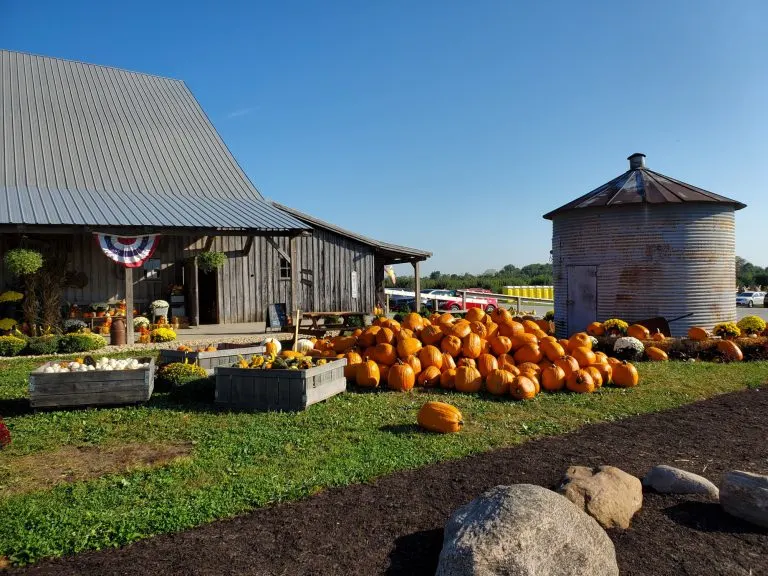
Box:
[151,299,170,320]
[91,302,109,317]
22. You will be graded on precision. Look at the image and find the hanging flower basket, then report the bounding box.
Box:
[197,251,227,274]
[4,249,43,277]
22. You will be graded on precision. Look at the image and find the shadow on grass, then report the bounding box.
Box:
[664,500,768,534]
[0,397,32,417]
[386,528,443,575]
[379,424,421,435]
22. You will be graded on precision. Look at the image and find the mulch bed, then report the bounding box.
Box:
[12,389,768,576]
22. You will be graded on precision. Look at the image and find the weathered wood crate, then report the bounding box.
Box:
[159,344,266,373]
[29,358,155,409]
[214,359,347,412]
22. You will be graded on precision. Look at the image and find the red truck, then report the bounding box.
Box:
[422,288,498,312]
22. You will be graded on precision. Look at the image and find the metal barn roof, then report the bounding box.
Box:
[272,202,432,262]
[0,50,308,232]
[543,153,747,220]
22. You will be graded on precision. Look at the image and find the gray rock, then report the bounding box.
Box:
[436,484,619,576]
[642,465,719,498]
[720,470,768,528]
[557,465,643,529]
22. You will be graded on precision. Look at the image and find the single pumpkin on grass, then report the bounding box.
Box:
[388,362,415,391]
[566,369,595,394]
[356,360,380,387]
[612,361,639,388]
[717,340,743,362]
[417,366,441,388]
[454,365,483,393]
[510,375,538,400]
[485,369,515,396]
[418,401,463,434]
[645,346,669,361]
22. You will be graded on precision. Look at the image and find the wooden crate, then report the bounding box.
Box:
[159,344,266,373]
[215,359,347,412]
[29,358,155,409]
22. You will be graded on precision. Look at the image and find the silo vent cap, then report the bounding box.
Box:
[628,153,646,170]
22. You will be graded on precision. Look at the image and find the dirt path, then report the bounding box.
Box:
[13,389,768,576]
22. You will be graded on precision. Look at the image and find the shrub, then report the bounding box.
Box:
[0,318,17,331]
[63,319,87,334]
[26,335,61,355]
[713,322,740,339]
[157,362,208,386]
[544,310,554,321]
[196,251,227,274]
[158,362,213,402]
[737,315,766,335]
[4,248,43,276]
[0,335,27,356]
[58,333,106,353]
[151,327,177,342]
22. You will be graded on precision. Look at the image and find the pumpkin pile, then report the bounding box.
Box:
[311,309,639,397]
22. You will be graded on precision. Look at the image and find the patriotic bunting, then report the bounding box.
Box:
[95,234,160,268]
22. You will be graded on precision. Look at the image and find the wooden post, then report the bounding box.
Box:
[462,290,467,311]
[412,261,421,312]
[290,235,299,316]
[292,309,301,351]
[125,267,134,345]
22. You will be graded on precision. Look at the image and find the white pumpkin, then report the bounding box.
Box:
[295,338,315,354]
[262,337,282,354]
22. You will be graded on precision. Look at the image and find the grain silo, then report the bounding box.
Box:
[543,153,746,337]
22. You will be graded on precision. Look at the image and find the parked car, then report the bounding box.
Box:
[736,292,765,308]
[765,293,768,308]
[423,288,498,312]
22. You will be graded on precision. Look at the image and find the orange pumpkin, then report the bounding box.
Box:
[485,369,515,396]
[651,330,666,342]
[417,401,463,434]
[377,363,391,384]
[457,357,477,369]
[405,354,422,375]
[332,336,357,353]
[498,320,525,339]
[612,361,639,388]
[535,319,553,334]
[469,321,488,339]
[541,364,566,392]
[356,360,380,387]
[465,308,486,323]
[554,355,580,379]
[388,363,415,391]
[397,337,422,360]
[510,375,538,400]
[645,346,669,361]
[441,335,463,357]
[558,338,570,349]
[510,332,538,351]
[491,307,513,325]
[717,340,743,362]
[586,322,605,336]
[418,345,443,370]
[520,369,540,394]
[477,353,499,379]
[343,351,363,380]
[566,369,595,393]
[402,312,424,332]
[440,368,457,389]
[462,333,483,359]
[571,346,597,368]
[593,351,609,364]
[627,324,650,340]
[513,343,542,364]
[567,332,592,352]
[541,340,565,363]
[375,327,395,345]
[356,327,380,347]
[451,321,472,339]
[397,328,415,342]
[687,326,709,341]
[590,362,613,386]
[442,354,457,371]
[489,335,512,356]
[485,321,499,340]
[521,319,540,334]
[372,343,397,365]
[517,362,541,376]
[497,353,516,371]
[585,365,604,388]
[454,365,483,393]
[417,365,441,387]
[607,356,622,367]
[420,325,444,346]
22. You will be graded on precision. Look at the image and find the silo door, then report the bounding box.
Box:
[567,265,597,334]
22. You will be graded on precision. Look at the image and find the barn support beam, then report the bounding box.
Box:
[265,236,291,263]
[125,267,134,345]
[290,235,299,316]
[242,236,254,256]
[412,261,421,312]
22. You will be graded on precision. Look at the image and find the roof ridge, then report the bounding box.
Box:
[0,48,183,83]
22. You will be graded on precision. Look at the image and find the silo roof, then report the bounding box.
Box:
[542,153,747,220]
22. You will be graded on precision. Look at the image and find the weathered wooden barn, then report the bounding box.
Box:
[0,49,429,334]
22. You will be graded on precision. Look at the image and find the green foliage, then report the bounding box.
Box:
[58,333,106,353]
[0,335,27,357]
[396,262,553,294]
[0,351,766,565]
[25,335,61,356]
[735,256,768,288]
[157,362,208,387]
[323,315,342,325]
[196,251,227,274]
[544,310,554,321]
[3,249,43,277]
[603,318,628,335]
[150,327,177,343]
[737,315,766,335]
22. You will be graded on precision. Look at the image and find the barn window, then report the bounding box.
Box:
[279,257,291,279]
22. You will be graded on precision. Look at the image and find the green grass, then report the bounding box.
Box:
[0,354,766,565]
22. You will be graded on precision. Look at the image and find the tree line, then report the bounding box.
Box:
[394,263,553,294]
[736,257,768,288]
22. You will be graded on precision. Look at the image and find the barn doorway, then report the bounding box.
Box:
[197,269,219,324]
[566,265,597,335]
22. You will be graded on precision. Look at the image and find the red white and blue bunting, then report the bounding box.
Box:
[94,234,160,268]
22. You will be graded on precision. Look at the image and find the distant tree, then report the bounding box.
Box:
[429,270,441,280]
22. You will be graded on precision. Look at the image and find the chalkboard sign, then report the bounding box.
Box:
[268,303,288,329]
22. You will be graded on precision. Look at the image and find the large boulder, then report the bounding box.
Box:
[436,484,619,576]
[720,470,768,528]
[557,465,642,529]
[642,465,720,498]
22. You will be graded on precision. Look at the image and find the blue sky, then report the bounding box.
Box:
[3,0,767,275]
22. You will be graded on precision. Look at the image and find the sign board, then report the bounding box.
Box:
[351,271,358,299]
[268,303,288,329]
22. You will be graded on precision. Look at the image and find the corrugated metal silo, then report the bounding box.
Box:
[543,154,747,337]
